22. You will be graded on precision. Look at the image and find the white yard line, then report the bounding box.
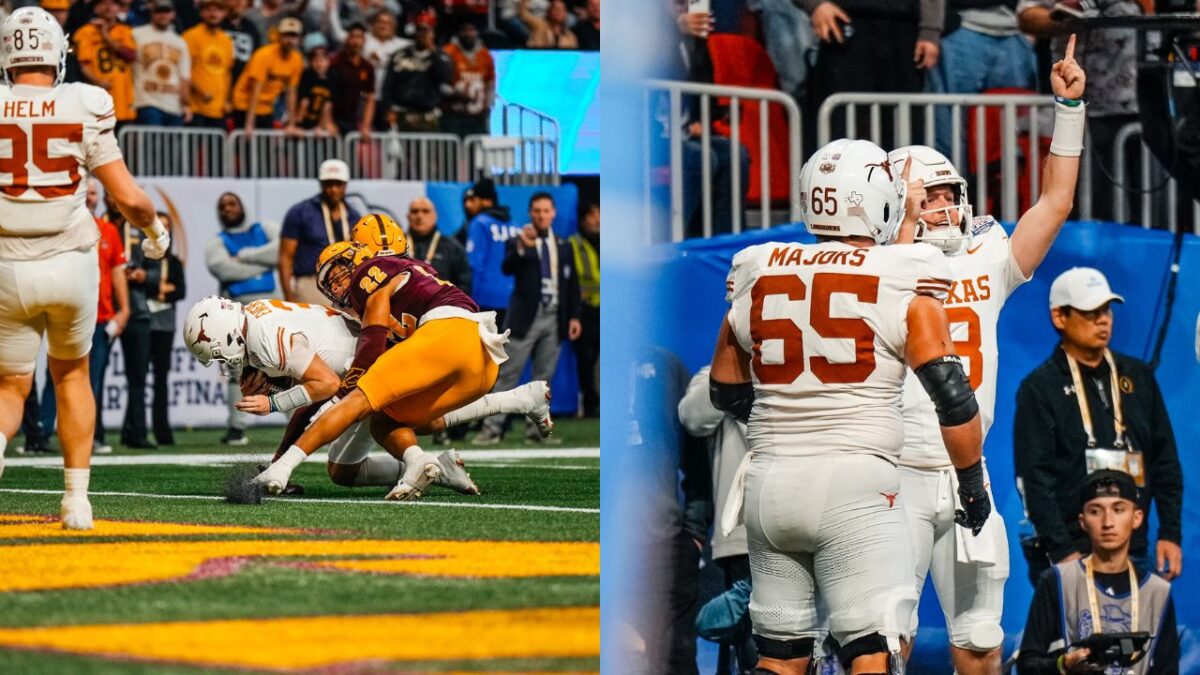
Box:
[0,488,599,514]
[3,448,600,468]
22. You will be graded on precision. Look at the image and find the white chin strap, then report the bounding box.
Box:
[916,205,969,255]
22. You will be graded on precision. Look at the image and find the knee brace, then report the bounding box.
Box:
[754,635,816,661]
[914,355,978,426]
[838,634,905,674]
[710,378,754,423]
[951,621,1005,652]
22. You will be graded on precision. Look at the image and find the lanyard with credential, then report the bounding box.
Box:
[422,231,441,264]
[321,202,349,245]
[1084,555,1139,639]
[1065,348,1127,449]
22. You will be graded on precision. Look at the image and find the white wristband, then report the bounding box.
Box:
[1049,101,1086,157]
[269,384,313,413]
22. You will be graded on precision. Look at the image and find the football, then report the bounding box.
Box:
[240,366,295,396]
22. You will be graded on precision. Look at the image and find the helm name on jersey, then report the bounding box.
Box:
[767,244,867,269]
[1,99,54,118]
[945,274,993,306]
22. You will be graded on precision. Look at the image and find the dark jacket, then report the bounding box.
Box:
[119,219,150,321]
[144,252,187,333]
[1013,346,1183,562]
[500,232,581,341]
[410,230,472,295]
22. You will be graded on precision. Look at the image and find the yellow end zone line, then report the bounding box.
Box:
[0,489,599,514]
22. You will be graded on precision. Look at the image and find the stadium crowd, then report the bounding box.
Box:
[15,0,598,138]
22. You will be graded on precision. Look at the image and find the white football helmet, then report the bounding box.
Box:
[183,296,247,379]
[889,145,973,255]
[800,139,903,245]
[0,7,68,86]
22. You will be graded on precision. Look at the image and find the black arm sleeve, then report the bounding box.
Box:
[1145,373,1183,545]
[1149,597,1179,675]
[1013,380,1077,561]
[1017,569,1066,675]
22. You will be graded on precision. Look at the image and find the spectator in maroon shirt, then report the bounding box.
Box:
[328,22,377,138]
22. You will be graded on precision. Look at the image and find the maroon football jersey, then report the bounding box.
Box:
[348,256,478,341]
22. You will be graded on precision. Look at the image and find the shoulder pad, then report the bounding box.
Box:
[78,84,116,118]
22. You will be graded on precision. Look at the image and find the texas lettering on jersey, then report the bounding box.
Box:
[242,299,358,380]
[347,257,478,342]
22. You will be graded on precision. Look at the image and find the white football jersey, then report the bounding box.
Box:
[726,240,952,461]
[899,217,1031,469]
[243,300,358,381]
[0,83,124,260]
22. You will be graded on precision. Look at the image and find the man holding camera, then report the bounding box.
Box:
[1016,470,1177,674]
[1013,268,1184,587]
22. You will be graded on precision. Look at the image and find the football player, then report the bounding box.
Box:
[888,35,1086,675]
[251,235,518,500]
[0,7,170,530]
[711,139,989,675]
[184,295,549,495]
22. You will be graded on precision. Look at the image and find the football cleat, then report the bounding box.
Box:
[61,495,94,530]
[524,380,554,438]
[434,450,481,495]
[386,448,442,501]
[256,464,305,495]
[253,462,293,496]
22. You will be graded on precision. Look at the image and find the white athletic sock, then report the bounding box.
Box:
[63,467,90,498]
[442,387,530,427]
[353,455,403,487]
[275,446,309,473]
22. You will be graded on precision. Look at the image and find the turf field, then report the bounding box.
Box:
[0,420,599,674]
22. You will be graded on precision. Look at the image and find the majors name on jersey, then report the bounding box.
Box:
[900,216,1032,469]
[726,239,952,460]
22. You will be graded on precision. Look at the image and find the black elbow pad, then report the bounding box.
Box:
[914,355,979,427]
[709,379,754,423]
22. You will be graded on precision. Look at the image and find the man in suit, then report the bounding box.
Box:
[474,191,581,444]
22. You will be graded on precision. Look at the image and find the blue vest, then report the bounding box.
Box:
[219,223,276,297]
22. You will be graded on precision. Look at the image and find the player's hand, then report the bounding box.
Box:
[1156,539,1183,580]
[307,395,340,428]
[235,394,272,415]
[896,155,921,243]
[811,2,850,44]
[953,460,991,536]
[141,220,170,260]
[568,318,582,340]
[676,11,713,38]
[1050,33,1086,101]
[913,39,939,69]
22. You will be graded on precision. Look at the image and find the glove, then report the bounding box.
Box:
[141,218,170,259]
[306,395,340,429]
[954,460,992,536]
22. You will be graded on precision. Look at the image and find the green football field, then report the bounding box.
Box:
[0,420,599,674]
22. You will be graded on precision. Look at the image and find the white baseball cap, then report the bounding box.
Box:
[318,159,350,183]
[1049,267,1125,311]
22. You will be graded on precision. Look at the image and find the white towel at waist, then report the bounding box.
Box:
[421,306,510,365]
[720,451,753,537]
[952,459,1001,566]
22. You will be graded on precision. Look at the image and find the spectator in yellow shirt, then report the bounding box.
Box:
[73,0,137,123]
[230,17,304,134]
[183,0,235,128]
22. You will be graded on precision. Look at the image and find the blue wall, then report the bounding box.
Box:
[654,221,1200,671]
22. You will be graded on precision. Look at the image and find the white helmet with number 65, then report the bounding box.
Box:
[0,7,68,85]
[799,139,903,245]
[183,296,248,379]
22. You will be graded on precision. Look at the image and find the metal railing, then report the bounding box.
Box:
[648,79,803,242]
[118,126,227,177]
[498,97,561,152]
[465,134,559,185]
[344,132,462,181]
[227,129,343,179]
[817,92,1080,224]
[115,126,561,185]
[1110,122,1200,233]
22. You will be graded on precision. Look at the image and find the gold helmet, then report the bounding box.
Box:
[316,241,371,307]
[351,213,409,257]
